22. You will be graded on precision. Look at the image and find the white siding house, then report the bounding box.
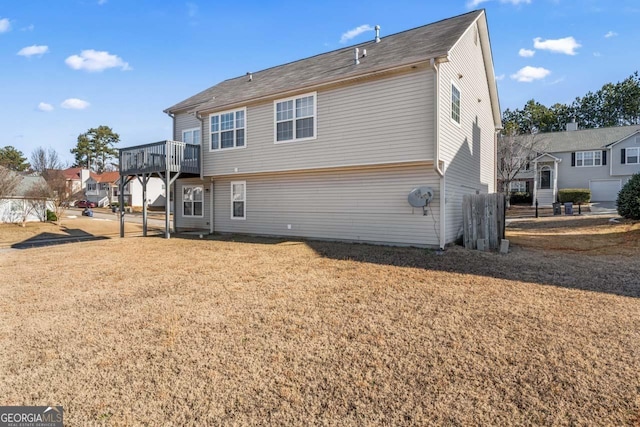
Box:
[511,125,640,204]
[120,10,501,248]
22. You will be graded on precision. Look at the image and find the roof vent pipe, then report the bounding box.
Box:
[375,25,380,43]
[354,48,360,65]
[246,72,252,82]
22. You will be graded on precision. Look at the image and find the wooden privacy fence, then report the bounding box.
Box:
[462,193,506,251]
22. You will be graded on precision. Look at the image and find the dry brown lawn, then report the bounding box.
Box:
[0,216,639,425]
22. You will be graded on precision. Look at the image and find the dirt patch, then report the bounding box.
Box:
[0,222,638,425]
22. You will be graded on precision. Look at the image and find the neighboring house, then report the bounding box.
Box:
[61,167,91,198]
[119,10,501,248]
[85,171,166,208]
[0,171,53,224]
[510,123,640,205]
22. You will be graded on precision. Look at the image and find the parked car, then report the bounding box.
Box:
[76,200,96,208]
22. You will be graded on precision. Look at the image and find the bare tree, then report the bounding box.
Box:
[497,125,547,206]
[41,169,72,225]
[16,183,50,226]
[30,147,63,174]
[0,166,20,198]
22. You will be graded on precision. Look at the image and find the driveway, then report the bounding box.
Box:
[589,201,618,215]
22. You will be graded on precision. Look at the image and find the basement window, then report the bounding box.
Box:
[274,93,316,143]
[183,185,203,217]
[231,181,246,220]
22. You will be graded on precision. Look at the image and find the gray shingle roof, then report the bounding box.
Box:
[537,125,640,153]
[165,10,484,114]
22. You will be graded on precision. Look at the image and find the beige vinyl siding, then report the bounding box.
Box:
[438,21,496,243]
[190,69,434,176]
[174,177,210,230]
[213,165,440,247]
[174,113,201,141]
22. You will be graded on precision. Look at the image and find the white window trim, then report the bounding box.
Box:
[230,181,246,220]
[182,185,204,218]
[509,181,527,192]
[575,150,602,167]
[273,92,317,144]
[182,127,201,145]
[209,107,247,152]
[625,147,640,164]
[450,81,461,127]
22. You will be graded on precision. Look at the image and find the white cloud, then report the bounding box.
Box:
[98,0,108,4]
[65,49,131,72]
[340,24,374,43]
[37,102,54,112]
[604,31,618,38]
[467,0,490,7]
[467,0,530,8]
[533,36,581,55]
[495,74,505,81]
[0,18,11,33]
[61,98,90,110]
[510,66,551,82]
[519,48,535,57]
[593,52,602,57]
[20,24,34,31]
[17,45,49,57]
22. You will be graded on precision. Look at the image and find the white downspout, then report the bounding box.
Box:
[431,57,446,251]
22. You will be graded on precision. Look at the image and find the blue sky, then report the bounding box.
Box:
[2,0,639,165]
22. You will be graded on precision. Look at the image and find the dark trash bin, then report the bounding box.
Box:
[564,202,573,215]
[552,202,561,215]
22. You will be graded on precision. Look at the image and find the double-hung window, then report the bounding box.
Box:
[231,181,246,220]
[87,183,97,192]
[625,147,639,164]
[183,185,203,217]
[509,181,527,192]
[210,109,245,151]
[451,83,461,125]
[576,151,601,167]
[182,128,201,145]
[275,93,316,142]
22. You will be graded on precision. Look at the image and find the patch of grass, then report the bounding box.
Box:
[0,220,638,425]
[507,216,640,255]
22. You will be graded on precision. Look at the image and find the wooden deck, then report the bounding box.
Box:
[119,140,200,176]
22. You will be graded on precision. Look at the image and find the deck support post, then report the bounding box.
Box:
[137,173,149,237]
[165,170,171,239]
[119,175,125,238]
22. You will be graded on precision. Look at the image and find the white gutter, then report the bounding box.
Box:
[195,112,205,180]
[430,57,447,250]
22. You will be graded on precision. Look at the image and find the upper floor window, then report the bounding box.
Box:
[183,185,203,217]
[451,83,461,124]
[275,93,316,143]
[182,128,201,145]
[210,109,245,151]
[87,183,97,191]
[576,150,601,167]
[624,147,640,164]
